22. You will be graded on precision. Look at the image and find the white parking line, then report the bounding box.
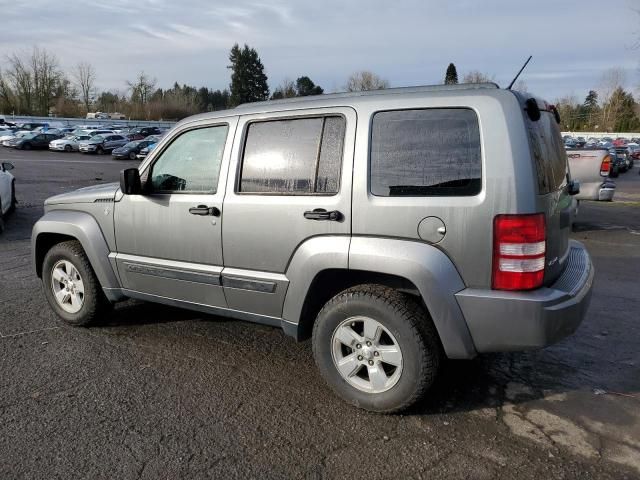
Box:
[0,326,60,338]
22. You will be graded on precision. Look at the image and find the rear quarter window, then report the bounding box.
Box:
[370,108,482,196]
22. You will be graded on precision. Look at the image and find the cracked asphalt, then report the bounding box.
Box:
[1,149,639,479]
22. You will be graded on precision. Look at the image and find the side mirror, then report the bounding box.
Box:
[120,168,141,195]
[1,162,14,172]
[568,179,580,196]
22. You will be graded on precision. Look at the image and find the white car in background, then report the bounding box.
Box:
[0,161,16,233]
[49,134,92,152]
[1,131,29,147]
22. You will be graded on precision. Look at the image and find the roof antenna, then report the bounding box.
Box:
[507,55,532,90]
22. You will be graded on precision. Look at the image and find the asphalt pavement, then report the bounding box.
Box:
[0,148,639,479]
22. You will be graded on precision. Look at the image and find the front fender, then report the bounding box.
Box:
[349,237,477,359]
[32,210,121,291]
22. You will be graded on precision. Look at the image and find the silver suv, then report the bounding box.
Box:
[32,84,593,412]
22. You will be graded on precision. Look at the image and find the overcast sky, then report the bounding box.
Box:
[0,0,638,101]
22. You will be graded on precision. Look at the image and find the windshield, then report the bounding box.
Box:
[124,142,138,148]
[23,133,37,139]
[91,135,104,142]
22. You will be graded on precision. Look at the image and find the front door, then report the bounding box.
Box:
[221,108,355,317]
[114,117,237,308]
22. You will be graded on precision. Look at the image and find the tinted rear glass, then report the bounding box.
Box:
[525,109,567,194]
[370,109,482,196]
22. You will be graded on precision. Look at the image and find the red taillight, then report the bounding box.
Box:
[600,155,611,176]
[492,213,546,291]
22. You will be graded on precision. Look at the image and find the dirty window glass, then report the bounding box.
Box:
[370,109,482,196]
[316,116,345,193]
[526,111,567,194]
[150,125,228,193]
[240,116,345,194]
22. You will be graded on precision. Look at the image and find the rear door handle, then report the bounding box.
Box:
[189,205,221,216]
[303,209,342,221]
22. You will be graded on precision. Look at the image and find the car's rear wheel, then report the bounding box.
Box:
[312,284,441,413]
[42,240,111,326]
[129,151,137,160]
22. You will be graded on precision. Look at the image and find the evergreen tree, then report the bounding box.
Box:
[444,63,458,85]
[295,76,323,96]
[582,90,599,130]
[583,90,598,110]
[605,87,640,132]
[228,43,269,106]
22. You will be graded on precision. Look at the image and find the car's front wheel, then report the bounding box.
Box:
[129,151,137,160]
[64,144,72,152]
[312,284,441,413]
[42,240,111,326]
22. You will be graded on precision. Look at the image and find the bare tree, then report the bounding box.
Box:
[345,71,389,92]
[30,46,62,115]
[514,80,529,93]
[598,68,626,129]
[461,71,494,84]
[5,52,33,114]
[271,78,296,99]
[127,71,156,119]
[73,61,95,113]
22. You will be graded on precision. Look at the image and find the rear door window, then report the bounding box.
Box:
[370,108,482,196]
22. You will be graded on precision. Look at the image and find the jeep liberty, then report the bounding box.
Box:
[32,83,593,412]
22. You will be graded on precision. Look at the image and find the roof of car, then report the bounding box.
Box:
[177,82,502,126]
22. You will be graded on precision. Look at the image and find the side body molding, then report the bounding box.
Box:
[349,237,477,359]
[32,210,123,299]
[282,236,350,325]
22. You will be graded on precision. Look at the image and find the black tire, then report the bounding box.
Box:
[96,146,104,155]
[610,166,619,178]
[22,142,32,150]
[64,144,72,152]
[312,284,441,413]
[7,180,16,214]
[129,151,137,160]
[41,240,111,326]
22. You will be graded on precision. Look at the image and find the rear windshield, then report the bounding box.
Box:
[524,107,567,194]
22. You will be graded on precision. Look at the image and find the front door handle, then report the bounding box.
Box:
[189,205,221,216]
[303,208,342,221]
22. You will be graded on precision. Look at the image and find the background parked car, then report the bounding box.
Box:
[78,134,128,154]
[49,134,92,152]
[131,126,161,137]
[112,139,155,160]
[0,161,16,233]
[12,132,62,150]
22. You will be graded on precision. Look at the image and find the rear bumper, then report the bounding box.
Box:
[456,240,593,352]
[598,183,615,201]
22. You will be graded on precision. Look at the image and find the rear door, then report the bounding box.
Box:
[221,107,355,317]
